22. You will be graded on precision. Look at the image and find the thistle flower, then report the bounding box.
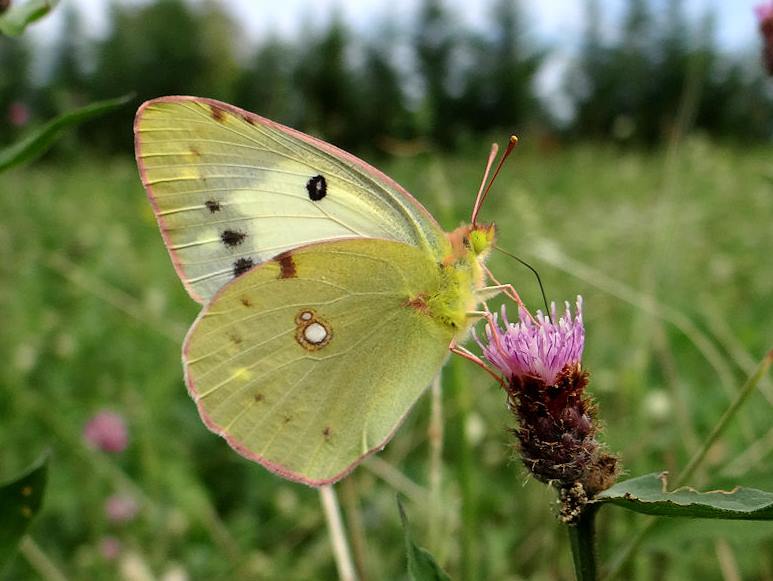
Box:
[480,298,585,386]
[755,2,773,74]
[83,410,129,453]
[477,297,618,520]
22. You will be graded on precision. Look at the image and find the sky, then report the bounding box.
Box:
[26,0,767,120]
[31,0,763,52]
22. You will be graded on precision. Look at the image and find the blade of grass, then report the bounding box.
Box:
[48,253,187,341]
[700,297,773,405]
[364,457,429,505]
[18,537,68,581]
[0,94,134,171]
[0,0,57,36]
[427,372,444,553]
[534,244,738,401]
[446,357,478,581]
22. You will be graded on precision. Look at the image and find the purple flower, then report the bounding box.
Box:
[99,536,121,560]
[104,493,139,523]
[756,2,773,75]
[756,2,773,23]
[478,297,585,386]
[83,411,129,453]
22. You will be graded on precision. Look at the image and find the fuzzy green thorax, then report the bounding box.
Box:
[422,223,496,338]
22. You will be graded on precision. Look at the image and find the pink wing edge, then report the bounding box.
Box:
[133,95,445,305]
[180,241,432,487]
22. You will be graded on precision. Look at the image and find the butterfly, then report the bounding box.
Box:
[134,96,515,486]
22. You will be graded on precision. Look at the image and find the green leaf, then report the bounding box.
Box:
[0,0,57,36]
[594,472,773,520]
[0,454,49,571]
[0,94,135,172]
[397,497,451,581]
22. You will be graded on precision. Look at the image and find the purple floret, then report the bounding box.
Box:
[478,296,585,386]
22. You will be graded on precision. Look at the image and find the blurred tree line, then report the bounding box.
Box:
[1,0,772,154]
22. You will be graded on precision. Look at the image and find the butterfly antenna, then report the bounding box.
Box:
[471,142,499,226]
[471,135,519,226]
[494,245,551,321]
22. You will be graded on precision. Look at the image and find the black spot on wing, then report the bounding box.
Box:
[233,257,254,278]
[205,199,221,213]
[221,229,247,248]
[306,175,327,201]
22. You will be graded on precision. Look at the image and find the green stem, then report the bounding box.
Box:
[428,372,444,553]
[447,358,478,581]
[319,485,358,581]
[567,505,599,581]
[19,536,69,581]
[602,349,773,580]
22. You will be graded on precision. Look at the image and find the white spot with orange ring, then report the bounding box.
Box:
[304,322,328,344]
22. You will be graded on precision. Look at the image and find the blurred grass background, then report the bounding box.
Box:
[1,137,772,579]
[3,0,773,578]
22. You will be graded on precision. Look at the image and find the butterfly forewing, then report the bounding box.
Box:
[135,97,448,302]
[183,238,454,485]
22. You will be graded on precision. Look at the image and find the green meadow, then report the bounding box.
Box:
[1,139,772,579]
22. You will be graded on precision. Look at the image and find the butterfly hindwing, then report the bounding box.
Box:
[183,238,455,485]
[134,96,449,302]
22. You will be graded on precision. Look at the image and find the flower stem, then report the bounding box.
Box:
[567,505,599,581]
[319,485,358,581]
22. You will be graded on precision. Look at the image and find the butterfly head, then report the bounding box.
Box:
[468,222,496,258]
[448,222,496,264]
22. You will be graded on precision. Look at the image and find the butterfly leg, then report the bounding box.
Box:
[449,339,504,387]
[451,309,506,386]
[480,264,526,309]
[478,265,540,324]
